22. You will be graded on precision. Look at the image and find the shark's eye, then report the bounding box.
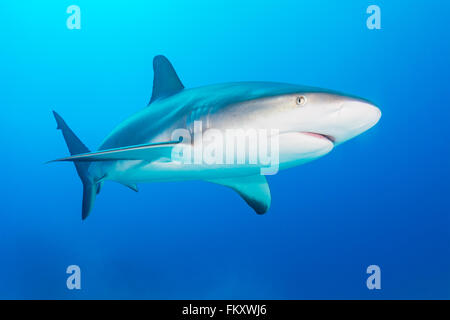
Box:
[296,95,307,106]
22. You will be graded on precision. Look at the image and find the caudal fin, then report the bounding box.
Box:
[52,111,97,220]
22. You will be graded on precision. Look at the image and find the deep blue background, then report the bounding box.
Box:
[0,0,449,299]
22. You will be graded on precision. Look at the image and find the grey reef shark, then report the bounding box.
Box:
[50,55,381,220]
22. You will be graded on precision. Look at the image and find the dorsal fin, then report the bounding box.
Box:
[148,55,184,105]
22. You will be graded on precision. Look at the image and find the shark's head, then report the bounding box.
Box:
[266,91,381,168]
[215,86,381,167]
[262,91,381,165]
[279,92,382,145]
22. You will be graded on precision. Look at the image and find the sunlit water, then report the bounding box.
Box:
[0,1,449,299]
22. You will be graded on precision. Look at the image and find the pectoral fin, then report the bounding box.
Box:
[48,140,180,163]
[207,175,271,214]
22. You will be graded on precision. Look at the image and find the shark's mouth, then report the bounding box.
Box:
[302,132,336,144]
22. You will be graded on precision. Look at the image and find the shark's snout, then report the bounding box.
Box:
[345,100,381,129]
[332,99,381,144]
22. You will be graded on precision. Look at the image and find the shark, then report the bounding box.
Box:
[50,55,381,220]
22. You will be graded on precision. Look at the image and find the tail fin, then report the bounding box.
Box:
[52,111,96,220]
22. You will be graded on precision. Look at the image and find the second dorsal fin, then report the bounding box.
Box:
[148,55,184,105]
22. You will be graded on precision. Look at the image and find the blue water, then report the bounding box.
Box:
[1,0,449,299]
